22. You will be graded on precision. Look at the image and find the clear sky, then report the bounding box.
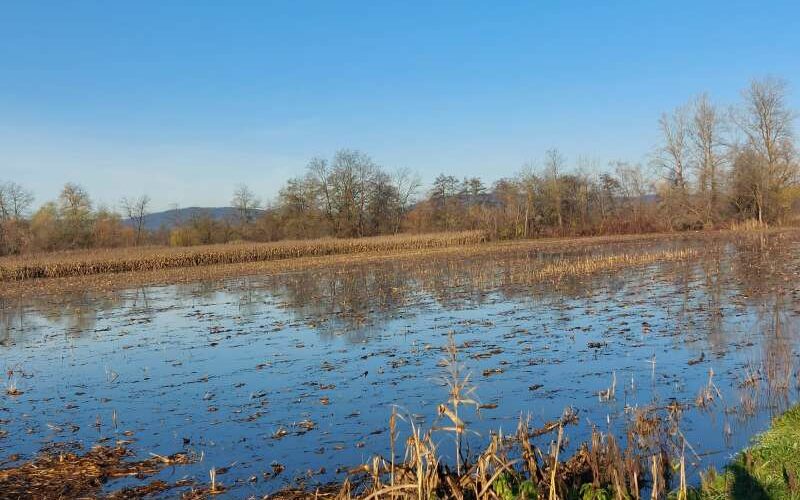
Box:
[2,1,799,211]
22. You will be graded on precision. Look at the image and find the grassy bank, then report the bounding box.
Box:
[693,405,800,500]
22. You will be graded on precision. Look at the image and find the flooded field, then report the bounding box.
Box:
[2,232,799,497]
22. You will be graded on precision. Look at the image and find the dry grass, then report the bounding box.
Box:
[268,340,686,500]
[729,218,769,232]
[0,445,194,499]
[0,231,488,282]
[517,248,698,284]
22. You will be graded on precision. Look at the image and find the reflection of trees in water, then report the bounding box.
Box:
[184,280,221,302]
[0,287,161,342]
[38,293,125,336]
[730,293,799,421]
[757,295,797,413]
[230,278,272,318]
[119,287,156,322]
[699,248,726,353]
[250,246,686,332]
[650,235,800,358]
[0,294,101,339]
[728,233,799,297]
[4,233,798,348]
[706,235,800,416]
[128,287,151,310]
[263,267,414,339]
[0,297,32,344]
[247,234,800,349]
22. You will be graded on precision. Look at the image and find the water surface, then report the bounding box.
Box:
[1,234,799,496]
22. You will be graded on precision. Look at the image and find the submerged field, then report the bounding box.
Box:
[0,229,773,300]
[1,230,800,498]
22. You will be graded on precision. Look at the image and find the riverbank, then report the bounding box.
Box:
[694,404,800,499]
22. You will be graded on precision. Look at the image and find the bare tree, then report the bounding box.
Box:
[656,104,691,190]
[58,183,93,248]
[543,148,565,230]
[283,150,409,238]
[690,93,727,223]
[278,177,318,238]
[59,183,91,216]
[353,152,378,237]
[121,194,151,246]
[306,158,336,233]
[0,184,9,222]
[0,182,34,255]
[733,77,797,223]
[614,161,654,231]
[0,182,34,221]
[231,184,261,225]
[430,174,461,231]
[517,164,539,238]
[167,202,182,228]
[327,150,379,237]
[391,167,421,233]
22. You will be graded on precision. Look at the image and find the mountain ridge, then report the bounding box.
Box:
[126,206,265,231]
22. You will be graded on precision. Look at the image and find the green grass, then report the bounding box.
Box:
[691,405,800,500]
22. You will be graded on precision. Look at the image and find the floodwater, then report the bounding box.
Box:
[1,233,799,497]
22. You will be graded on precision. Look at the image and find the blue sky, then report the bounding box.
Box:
[2,1,799,211]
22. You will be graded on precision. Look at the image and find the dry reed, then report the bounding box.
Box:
[267,343,690,500]
[515,249,698,285]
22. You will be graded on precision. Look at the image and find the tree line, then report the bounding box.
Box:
[1,77,798,256]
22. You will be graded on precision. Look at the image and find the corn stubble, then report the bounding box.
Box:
[0,231,488,282]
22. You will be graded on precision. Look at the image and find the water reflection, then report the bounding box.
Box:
[4,236,795,343]
[1,233,799,495]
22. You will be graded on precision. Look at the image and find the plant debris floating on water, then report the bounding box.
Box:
[0,445,195,499]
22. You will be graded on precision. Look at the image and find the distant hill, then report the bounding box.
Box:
[127,207,265,231]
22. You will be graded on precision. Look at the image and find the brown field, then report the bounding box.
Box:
[0,231,488,282]
[0,227,790,299]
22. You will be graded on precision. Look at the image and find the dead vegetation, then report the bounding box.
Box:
[0,227,791,299]
[520,248,698,284]
[0,444,195,499]
[0,231,488,282]
[265,336,695,500]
